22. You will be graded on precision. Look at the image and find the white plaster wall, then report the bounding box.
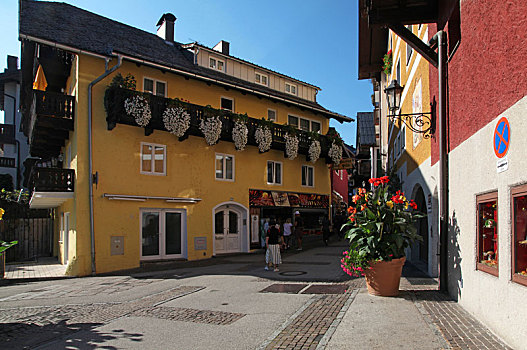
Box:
[448,95,527,350]
[402,157,439,277]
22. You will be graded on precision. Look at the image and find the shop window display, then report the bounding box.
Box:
[512,185,527,286]
[476,193,498,276]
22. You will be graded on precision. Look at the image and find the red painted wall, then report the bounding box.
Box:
[430,0,527,164]
[332,169,348,204]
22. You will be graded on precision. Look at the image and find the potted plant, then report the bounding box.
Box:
[341,176,423,296]
[383,49,393,75]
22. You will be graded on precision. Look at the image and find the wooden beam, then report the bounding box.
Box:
[35,115,74,131]
[388,23,438,67]
[369,2,438,26]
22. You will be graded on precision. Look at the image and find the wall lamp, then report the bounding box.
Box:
[384,79,435,138]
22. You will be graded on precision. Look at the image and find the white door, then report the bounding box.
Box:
[141,209,186,260]
[215,209,241,253]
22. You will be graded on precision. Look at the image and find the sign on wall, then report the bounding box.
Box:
[494,117,510,173]
[412,78,423,148]
[249,189,329,208]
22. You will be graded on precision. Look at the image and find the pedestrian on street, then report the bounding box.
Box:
[294,211,304,250]
[322,215,331,246]
[283,218,293,249]
[265,220,283,271]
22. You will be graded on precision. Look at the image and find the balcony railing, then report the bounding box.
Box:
[0,157,16,168]
[0,124,15,144]
[104,87,338,160]
[29,167,75,193]
[34,90,75,120]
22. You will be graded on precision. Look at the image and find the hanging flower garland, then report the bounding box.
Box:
[162,106,190,137]
[124,95,151,127]
[255,125,272,153]
[199,116,222,145]
[232,120,248,151]
[308,140,321,163]
[329,142,343,165]
[285,133,299,160]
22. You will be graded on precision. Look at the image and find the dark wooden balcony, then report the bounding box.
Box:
[104,87,339,161]
[27,90,75,158]
[28,167,75,209]
[0,157,16,168]
[0,124,16,144]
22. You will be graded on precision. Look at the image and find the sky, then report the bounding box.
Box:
[0,0,374,146]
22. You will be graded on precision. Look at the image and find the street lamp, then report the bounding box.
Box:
[384,79,435,138]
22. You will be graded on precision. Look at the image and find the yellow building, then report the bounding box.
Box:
[381,25,438,277]
[19,1,350,276]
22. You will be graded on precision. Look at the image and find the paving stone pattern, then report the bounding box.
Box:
[131,306,246,325]
[265,291,351,350]
[0,286,203,349]
[413,290,512,350]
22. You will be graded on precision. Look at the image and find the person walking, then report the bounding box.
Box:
[283,218,293,249]
[294,211,304,251]
[265,220,283,271]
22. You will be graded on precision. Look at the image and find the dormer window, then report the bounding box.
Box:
[209,57,225,72]
[255,72,268,86]
[285,82,297,95]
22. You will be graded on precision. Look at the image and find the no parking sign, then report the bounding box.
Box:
[494,117,510,173]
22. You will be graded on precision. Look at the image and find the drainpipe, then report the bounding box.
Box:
[88,55,122,275]
[431,31,449,292]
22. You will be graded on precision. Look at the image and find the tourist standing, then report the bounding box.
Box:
[283,218,293,249]
[265,220,283,271]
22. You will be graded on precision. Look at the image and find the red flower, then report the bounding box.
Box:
[347,206,357,215]
[409,200,418,210]
[380,176,390,184]
[387,49,392,55]
[368,178,375,184]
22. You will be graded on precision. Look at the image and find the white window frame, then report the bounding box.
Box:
[215,153,235,182]
[140,142,167,176]
[143,77,167,97]
[288,114,299,128]
[285,82,297,95]
[255,72,269,86]
[267,160,282,185]
[267,108,277,122]
[220,97,234,112]
[302,165,315,187]
[299,118,311,132]
[288,114,322,133]
[311,120,321,134]
[209,56,225,72]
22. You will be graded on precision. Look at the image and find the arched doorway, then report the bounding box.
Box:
[213,202,248,254]
[414,186,429,264]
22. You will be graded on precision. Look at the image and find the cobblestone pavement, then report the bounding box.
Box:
[0,286,203,349]
[131,306,246,325]
[412,290,512,350]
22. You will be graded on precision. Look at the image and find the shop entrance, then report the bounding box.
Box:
[140,209,187,260]
[412,186,429,264]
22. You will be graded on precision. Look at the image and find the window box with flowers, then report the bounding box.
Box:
[341,176,423,296]
[326,129,343,165]
[383,50,393,75]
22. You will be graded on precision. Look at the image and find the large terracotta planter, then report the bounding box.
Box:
[364,256,406,296]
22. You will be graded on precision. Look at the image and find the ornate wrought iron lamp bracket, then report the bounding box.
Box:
[388,103,435,139]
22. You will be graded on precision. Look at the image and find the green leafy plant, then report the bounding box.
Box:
[383,50,393,75]
[0,189,30,204]
[109,73,136,90]
[326,128,343,146]
[341,176,424,277]
[283,124,298,136]
[258,117,274,129]
[0,240,17,254]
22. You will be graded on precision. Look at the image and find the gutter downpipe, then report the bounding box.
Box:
[88,55,122,275]
[436,31,449,293]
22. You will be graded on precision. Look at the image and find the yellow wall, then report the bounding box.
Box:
[63,55,332,275]
[388,25,431,176]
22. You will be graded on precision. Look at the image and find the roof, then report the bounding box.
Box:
[356,112,376,146]
[19,0,351,122]
[0,69,21,111]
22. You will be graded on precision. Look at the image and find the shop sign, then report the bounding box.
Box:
[332,158,354,170]
[493,117,510,158]
[249,189,329,208]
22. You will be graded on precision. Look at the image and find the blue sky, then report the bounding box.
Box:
[0,0,373,146]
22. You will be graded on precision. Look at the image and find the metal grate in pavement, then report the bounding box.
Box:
[260,284,308,294]
[301,284,348,294]
[131,307,245,325]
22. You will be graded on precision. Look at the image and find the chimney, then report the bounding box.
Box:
[156,13,177,43]
[7,56,18,71]
[213,40,230,55]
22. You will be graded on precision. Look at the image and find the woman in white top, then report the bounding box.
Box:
[283,218,293,249]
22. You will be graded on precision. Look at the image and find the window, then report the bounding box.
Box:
[512,184,527,286]
[143,78,166,97]
[476,192,498,276]
[396,59,401,82]
[221,97,234,112]
[302,165,314,187]
[209,57,225,72]
[215,153,234,181]
[395,135,400,157]
[267,161,282,185]
[300,118,310,132]
[400,125,406,152]
[288,115,299,128]
[267,109,276,122]
[406,43,413,65]
[141,142,166,175]
[311,121,321,133]
[285,82,297,95]
[255,72,268,86]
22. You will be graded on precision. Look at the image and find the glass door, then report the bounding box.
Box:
[215,208,241,254]
[141,209,186,260]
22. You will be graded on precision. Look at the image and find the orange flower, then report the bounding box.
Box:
[358,188,367,195]
[347,206,357,214]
